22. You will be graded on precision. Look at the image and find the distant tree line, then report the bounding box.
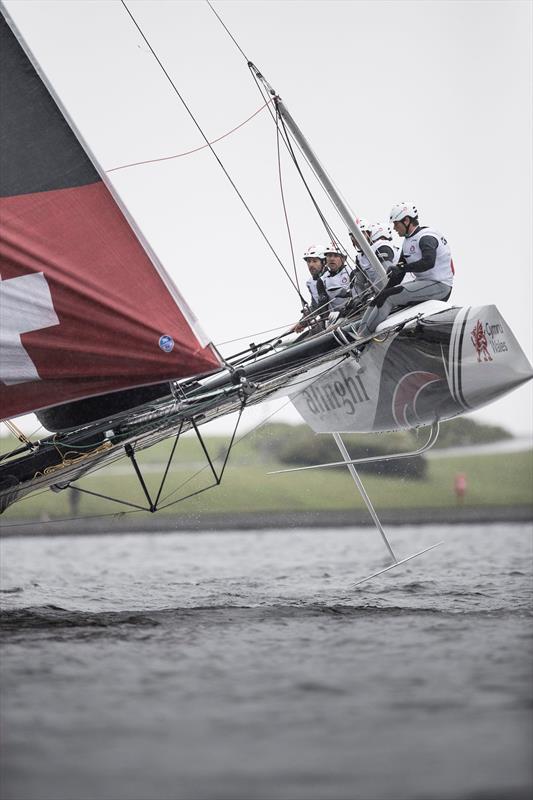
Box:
[423,417,511,449]
[249,417,512,481]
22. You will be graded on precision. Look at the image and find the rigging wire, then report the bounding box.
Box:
[106,99,272,173]
[205,2,359,271]
[251,70,358,268]
[120,0,306,304]
[204,0,356,288]
[205,0,249,61]
[276,106,344,254]
[280,136,362,272]
[275,110,300,297]
[215,321,294,347]
[250,70,342,254]
[2,420,33,447]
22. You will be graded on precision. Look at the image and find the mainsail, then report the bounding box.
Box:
[0,11,221,422]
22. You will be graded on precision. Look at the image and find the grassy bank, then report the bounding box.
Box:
[1,438,532,522]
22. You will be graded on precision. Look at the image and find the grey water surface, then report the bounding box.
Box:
[1,523,532,800]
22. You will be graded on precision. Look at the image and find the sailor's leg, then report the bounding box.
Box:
[357,286,404,337]
[357,280,451,337]
[360,264,388,294]
[396,279,452,304]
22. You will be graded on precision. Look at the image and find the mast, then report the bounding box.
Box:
[249,63,388,290]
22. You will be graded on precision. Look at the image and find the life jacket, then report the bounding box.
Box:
[374,239,401,269]
[322,265,356,311]
[305,272,329,311]
[356,239,400,290]
[402,226,454,286]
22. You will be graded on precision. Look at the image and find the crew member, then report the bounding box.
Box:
[303,245,328,313]
[322,242,358,314]
[293,245,329,333]
[349,219,379,294]
[356,202,454,338]
[368,222,402,270]
[350,221,400,293]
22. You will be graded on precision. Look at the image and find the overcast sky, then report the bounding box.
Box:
[3,0,532,437]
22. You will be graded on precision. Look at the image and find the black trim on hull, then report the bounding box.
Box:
[34,326,346,432]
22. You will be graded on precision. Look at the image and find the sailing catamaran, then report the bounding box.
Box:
[1,3,531,579]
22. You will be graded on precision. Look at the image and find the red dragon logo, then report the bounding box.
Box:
[470,320,492,362]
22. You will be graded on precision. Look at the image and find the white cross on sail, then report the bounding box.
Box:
[0,272,59,385]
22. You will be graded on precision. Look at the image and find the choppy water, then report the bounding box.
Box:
[1,523,532,800]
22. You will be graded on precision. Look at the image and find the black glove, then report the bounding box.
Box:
[386,265,406,287]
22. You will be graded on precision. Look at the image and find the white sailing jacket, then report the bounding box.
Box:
[322,265,356,311]
[305,274,328,311]
[402,226,454,286]
[356,239,401,289]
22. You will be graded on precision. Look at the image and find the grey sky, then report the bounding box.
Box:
[3,0,532,436]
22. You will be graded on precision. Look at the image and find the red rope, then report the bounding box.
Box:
[106,98,272,173]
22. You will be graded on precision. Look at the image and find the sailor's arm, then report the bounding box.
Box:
[374,243,396,271]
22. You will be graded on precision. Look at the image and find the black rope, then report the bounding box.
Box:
[276,105,343,254]
[205,0,249,61]
[245,65,352,266]
[120,1,305,304]
[275,111,300,298]
[204,1,363,278]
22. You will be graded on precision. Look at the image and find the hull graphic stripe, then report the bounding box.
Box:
[457,306,471,409]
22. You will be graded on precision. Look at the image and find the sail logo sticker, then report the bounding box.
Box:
[469,320,508,362]
[470,321,491,362]
[485,321,508,355]
[158,335,175,353]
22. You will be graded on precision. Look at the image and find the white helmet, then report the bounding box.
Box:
[355,217,371,233]
[323,242,346,257]
[303,245,325,261]
[369,222,393,244]
[389,202,418,223]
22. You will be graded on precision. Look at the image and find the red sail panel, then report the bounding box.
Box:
[0,183,221,419]
[0,11,220,421]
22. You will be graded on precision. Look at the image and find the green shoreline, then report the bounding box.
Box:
[1,504,531,538]
[1,448,531,535]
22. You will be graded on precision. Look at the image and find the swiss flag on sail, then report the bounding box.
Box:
[0,13,220,421]
[0,271,60,385]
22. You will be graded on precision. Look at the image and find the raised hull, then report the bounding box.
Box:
[290,303,533,433]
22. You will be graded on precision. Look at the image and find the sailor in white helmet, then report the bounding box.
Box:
[292,245,329,333]
[350,220,400,292]
[356,202,454,338]
[349,219,377,290]
[368,222,402,270]
[348,218,371,266]
[303,245,329,313]
[322,242,358,314]
[348,217,371,250]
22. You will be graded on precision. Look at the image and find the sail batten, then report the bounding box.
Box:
[0,10,221,421]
